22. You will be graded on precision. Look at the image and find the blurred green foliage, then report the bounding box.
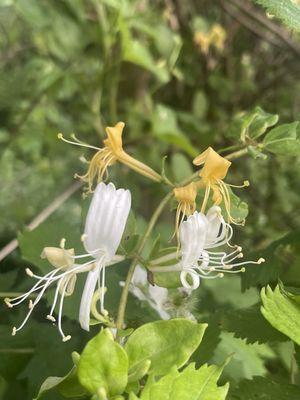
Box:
[1,0,300,399]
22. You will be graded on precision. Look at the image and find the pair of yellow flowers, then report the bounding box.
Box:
[59,122,247,231]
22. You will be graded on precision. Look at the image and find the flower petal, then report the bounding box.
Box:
[78,264,101,331]
[84,182,131,260]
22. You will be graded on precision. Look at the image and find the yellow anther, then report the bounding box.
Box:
[62,335,72,342]
[41,247,74,270]
[47,315,56,322]
[4,298,12,308]
[26,268,33,277]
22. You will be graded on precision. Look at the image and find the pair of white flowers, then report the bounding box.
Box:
[6,182,263,341]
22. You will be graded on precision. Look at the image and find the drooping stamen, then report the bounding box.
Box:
[12,276,55,335]
[57,133,101,151]
[57,278,71,342]
[5,269,58,307]
[201,183,211,213]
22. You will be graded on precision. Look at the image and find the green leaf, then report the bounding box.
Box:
[140,360,230,400]
[129,393,141,400]
[228,376,300,399]
[254,0,300,32]
[225,188,249,222]
[261,285,300,344]
[263,121,300,155]
[191,315,221,366]
[34,366,86,399]
[242,230,300,290]
[229,106,278,140]
[128,359,151,383]
[192,90,208,120]
[152,104,198,157]
[125,319,207,376]
[123,40,169,83]
[78,329,128,396]
[171,153,193,182]
[221,303,287,344]
[212,332,274,381]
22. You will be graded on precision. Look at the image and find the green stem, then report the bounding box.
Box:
[116,191,173,330]
[226,147,248,160]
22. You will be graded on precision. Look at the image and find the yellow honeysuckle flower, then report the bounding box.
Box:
[173,182,199,240]
[193,147,249,224]
[194,23,226,55]
[58,122,162,193]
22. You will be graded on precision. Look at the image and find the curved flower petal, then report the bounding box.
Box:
[179,211,208,267]
[78,264,100,331]
[83,182,131,260]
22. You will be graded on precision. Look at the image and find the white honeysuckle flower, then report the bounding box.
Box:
[127,265,197,321]
[5,182,130,341]
[79,182,131,331]
[150,206,264,291]
[127,265,170,320]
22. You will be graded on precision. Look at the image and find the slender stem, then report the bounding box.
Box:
[0,292,37,298]
[226,147,248,160]
[116,191,173,330]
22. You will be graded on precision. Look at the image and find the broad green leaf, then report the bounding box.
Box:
[171,153,193,182]
[18,218,83,272]
[229,106,278,140]
[212,332,275,381]
[225,188,248,222]
[192,90,208,119]
[152,104,198,157]
[140,361,229,400]
[129,393,140,400]
[263,122,300,155]
[254,0,300,32]
[34,366,86,399]
[261,285,300,344]
[221,303,287,344]
[123,40,169,83]
[128,359,151,383]
[242,230,300,290]
[228,376,300,399]
[191,315,221,366]
[125,319,207,376]
[78,329,128,396]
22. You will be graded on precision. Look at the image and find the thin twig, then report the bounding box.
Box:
[0,181,82,262]
[230,0,300,56]
[221,1,284,48]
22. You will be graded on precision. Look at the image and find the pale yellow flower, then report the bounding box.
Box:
[173,182,199,241]
[59,122,162,193]
[194,23,226,55]
[193,147,248,224]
